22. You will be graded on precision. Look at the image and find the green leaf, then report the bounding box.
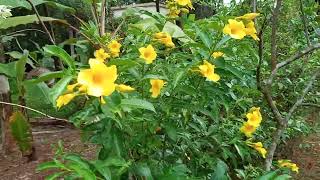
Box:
[257,171,279,180]
[36,161,60,171]
[195,26,212,49]
[274,174,291,180]
[215,36,231,49]
[44,45,75,70]
[163,21,193,43]
[211,159,229,180]
[67,162,96,180]
[45,172,66,180]
[121,99,156,112]
[24,71,63,84]
[130,18,159,32]
[0,15,60,30]
[0,62,16,77]
[9,111,33,155]
[0,0,75,13]
[64,154,91,170]
[142,74,168,80]
[172,69,186,89]
[92,161,112,180]
[15,52,28,83]
[133,163,154,180]
[49,75,73,106]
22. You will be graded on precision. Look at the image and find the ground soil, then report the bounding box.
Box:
[0,124,96,180]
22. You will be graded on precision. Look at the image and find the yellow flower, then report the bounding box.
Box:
[139,45,157,64]
[67,83,78,92]
[212,51,224,59]
[77,59,117,97]
[240,122,257,137]
[154,32,175,47]
[116,84,135,92]
[278,160,299,173]
[175,0,191,6]
[56,93,76,109]
[108,40,122,53]
[94,48,110,61]
[246,109,262,127]
[291,164,299,173]
[111,51,120,58]
[251,142,267,158]
[245,21,259,41]
[223,19,246,40]
[150,79,165,98]
[236,13,260,20]
[198,60,220,82]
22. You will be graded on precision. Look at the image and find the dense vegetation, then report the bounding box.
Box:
[0,0,319,179]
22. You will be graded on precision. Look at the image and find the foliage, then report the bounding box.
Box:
[9,111,33,155]
[1,0,319,179]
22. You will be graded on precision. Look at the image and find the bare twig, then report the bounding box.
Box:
[26,0,55,45]
[270,0,282,70]
[100,0,106,36]
[286,69,320,121]
[267,43,320,85]
[299,0,311,46]
[111,18,126,38]
[0,101,68,122]
[301,103,320,108]
[1,29,46,37]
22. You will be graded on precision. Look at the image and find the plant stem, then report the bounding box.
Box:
[0,101,69,122]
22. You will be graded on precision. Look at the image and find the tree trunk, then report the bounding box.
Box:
[0,85,16,154]
[0,43,16,154]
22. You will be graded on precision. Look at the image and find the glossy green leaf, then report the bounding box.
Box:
[45,172,66,180]
[24,71,63,84]
[36,161,60,171]
[9,111,33,155]
[44,45,75,70]
[121,99,156,112]
[49,75,73,106]
[0,15,60,30]
[0,62,16,77]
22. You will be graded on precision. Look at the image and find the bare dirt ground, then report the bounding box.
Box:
[0,125,96,180]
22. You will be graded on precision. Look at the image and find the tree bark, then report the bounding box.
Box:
[0,44,16,154]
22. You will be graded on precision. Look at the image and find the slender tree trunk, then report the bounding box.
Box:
[0,44,16,154]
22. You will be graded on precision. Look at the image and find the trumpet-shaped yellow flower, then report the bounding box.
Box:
[56,93,76,109]
[77,59,117,97]
[154,32,175,47]
[150,79,165,98]
[236,13,260,20]
[139,45,157,64]
[67,83,78,92]
[245,21,259,41]
[116,84,135,92]
[198,60,220,82]
[175,0,191,6]
[223,19,246,40]
[108,40,122,53]
[246,108,262,127]
[240,122,257,137]
[111,51,120,58]
[212,51,224,59]
[94,48,110,61]
[278,160,299,173]
[251,142,267,158]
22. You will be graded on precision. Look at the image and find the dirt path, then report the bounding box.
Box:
[289,133,320,180]
[0,125,96,180]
